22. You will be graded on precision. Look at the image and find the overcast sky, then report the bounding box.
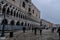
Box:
[32,0,60,24]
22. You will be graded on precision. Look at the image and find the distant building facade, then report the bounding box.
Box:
[55,24,60,27]
[0,0,40,29]
[41,19,53,28]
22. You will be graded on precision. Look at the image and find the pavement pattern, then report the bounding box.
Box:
[4,29,59,40]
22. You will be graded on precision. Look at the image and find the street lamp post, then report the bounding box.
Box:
[1,20,5,37]
[1,5,6,37]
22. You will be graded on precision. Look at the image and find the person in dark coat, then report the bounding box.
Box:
[51,28,54,33]
[23,27,26,33]
[57,27,60,40]
[32,27,33,32]
[32,27,34,32]
[40,29,42,35]
[34,27,37,35]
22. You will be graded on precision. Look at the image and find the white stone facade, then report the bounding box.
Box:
[0,0,40,29]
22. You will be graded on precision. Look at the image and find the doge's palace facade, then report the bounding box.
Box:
[0,0,40,29]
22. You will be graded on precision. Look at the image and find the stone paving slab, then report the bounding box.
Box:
[4,29,59,40]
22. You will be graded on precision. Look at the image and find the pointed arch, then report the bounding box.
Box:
[2,4,8,14]
[21,14,23,18]
[6,7,10,15]
[10,9,13,15]
[1,19,8,25]
[14,10,16,16]
[2,5,6,14]
[28,23,29,27]
[0,4,2,12]
[1,1,4,4]
[10,20,15,25]
[19,14,20,18]
[16,12,18,17]
[22,2,25,8]
[21,22,24,26]
[16,21,20,25]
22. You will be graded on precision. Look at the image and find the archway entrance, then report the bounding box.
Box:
[1,19,8,25]
[16,21,20,25]
[10,20,15,25]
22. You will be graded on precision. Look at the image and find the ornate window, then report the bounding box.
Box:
[16,21,20,25]
[28,8,31,12]
[14,10,16,16]
[19,14,20,18]
[2,4,8,15]
[21,15,22,18]
[28,23,29,26]
[21,22,24,26]
[1,1,4,4]
[0,4,1,13]
[16,12,18,17]
[33,10,34,14]
[12,0,15,1]
[10,5,12,8]
[25,0,29,2]
[10,9,13,15]
[1,19,8,25]
[7,8,10,15]
[22,2,25,8]
[2,6,6,13]
[10,20,15,25]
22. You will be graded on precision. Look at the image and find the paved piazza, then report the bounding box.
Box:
[3,29,59,40]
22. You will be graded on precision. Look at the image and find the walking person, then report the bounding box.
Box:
[22,27,26,33]
[57,27,60,40]
[32,27,34,32]
[40,29,42,35]
[51,28,54,33]
[34,27,37,35]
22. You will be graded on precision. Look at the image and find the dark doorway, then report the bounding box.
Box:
[10,20,15,25]
[1,19,8,25]
[16,21,20,25]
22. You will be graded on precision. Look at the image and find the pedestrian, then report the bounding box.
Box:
[40,29,42,35]
[22,27,26,33]
[57,27,60,40]
[32,27,34,32]
[51,28,54,33]
[34,27,37,35]
[9,32,13,37]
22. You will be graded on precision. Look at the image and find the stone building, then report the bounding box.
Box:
[41,19,53,28]
[0,0,40,29]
